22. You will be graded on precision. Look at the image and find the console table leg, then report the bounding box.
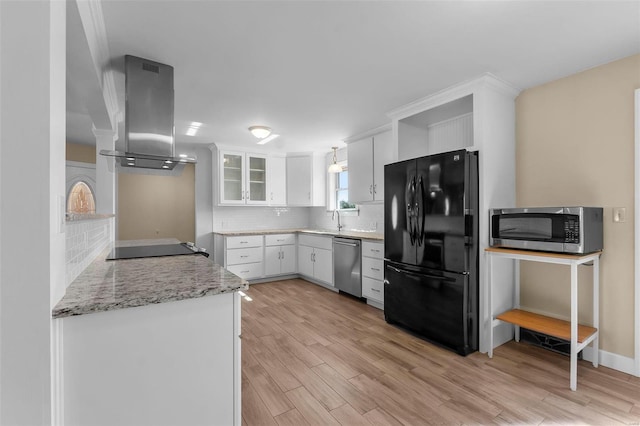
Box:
[570,262,578,391]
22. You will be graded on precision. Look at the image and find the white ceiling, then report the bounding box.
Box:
[67,0,640,155]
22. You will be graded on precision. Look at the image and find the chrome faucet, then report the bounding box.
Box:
[332,209,344,232]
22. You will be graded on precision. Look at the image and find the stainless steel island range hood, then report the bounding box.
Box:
[100,55,196,170]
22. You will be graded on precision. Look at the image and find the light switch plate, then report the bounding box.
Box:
[613,207,626,223]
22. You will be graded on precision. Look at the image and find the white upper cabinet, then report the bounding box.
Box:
[346,126,394,203]
[267,155,286,206]
[219,150,268,205]
[219,151,245,204]
[246,154,268,205]
[286,153,325,207]
[213,145,287,206]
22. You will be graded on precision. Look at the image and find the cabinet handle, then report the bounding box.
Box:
[239,241,248,244]
[369,185,373,194]
[371,288,381,293]
[281,250,285,259]
[277,239,285,242]
[371,267,380,272]
[373,184,377,194]
[371,249,380,253]
[240,255,248,258]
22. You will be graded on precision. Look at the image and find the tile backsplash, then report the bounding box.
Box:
[309,204,384,233]
[66,217,113,287]
[212,206,310,231]
[211,204,383,233]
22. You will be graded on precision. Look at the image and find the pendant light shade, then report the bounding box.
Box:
[249,125,271,139]
[328,147,342,173]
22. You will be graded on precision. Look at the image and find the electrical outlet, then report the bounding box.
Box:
[613,207,626,223]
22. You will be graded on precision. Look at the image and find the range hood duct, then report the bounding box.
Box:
[100,55,196,170]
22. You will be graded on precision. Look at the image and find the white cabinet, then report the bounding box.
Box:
[346,127,394,203]
[286,154,326,206]
[361,241,384,307]
[59,292,241,426]
[224,235,264,280]
[218,150,268,205]
[264,233,296,276]
[388,73,520,354]
[297,234,333,286]
[267,155,287,206]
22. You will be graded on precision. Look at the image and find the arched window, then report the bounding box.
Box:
[67,181,96,214]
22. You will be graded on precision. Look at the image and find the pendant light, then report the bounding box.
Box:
[328,147,342,173]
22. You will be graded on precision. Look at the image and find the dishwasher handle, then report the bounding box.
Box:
[334,240,359,247]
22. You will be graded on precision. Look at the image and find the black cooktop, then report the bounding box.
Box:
[105,243,198,261]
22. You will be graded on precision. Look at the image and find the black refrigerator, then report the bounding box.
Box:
[384,149,478,356]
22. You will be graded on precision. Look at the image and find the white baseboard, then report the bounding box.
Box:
[582,346,637,376]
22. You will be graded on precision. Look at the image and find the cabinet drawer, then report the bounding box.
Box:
[226,247,263,265]
[362,241,383,259]
[226,235,263,249]
[226,262,263,280]
[298,234,333,250]
[362,257,383,280]
[265,233,296,246]
[362,276,383,303]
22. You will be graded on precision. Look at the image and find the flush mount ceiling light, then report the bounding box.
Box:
[249,125,271,139]
[328,146,342,173]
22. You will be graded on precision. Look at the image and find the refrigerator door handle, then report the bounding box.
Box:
[386,264,457,283]
[416,176,425,246]
[406,177,417,245]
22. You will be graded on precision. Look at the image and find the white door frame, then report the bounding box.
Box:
[635,88,640,377]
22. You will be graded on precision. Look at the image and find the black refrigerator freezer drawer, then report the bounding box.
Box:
[383,261,477,355]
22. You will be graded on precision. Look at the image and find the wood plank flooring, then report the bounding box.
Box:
[241,279,640,425]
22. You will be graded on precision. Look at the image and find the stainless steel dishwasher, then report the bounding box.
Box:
[333,237,362,297]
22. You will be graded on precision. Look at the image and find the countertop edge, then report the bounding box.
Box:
[213,228,384,241]
[52,283,248,319]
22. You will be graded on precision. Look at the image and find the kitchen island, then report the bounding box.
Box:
[52,239,248,426]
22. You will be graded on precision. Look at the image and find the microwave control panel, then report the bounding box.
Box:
[564,218,580,244]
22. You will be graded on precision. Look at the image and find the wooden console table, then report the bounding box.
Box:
[486,247,601,391]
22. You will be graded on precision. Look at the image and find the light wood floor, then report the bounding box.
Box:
[241,279,640,425]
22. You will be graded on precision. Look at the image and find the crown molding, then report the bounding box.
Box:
[343,123,392,144]
[387,73,521,121]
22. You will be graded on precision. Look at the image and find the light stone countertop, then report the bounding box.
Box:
[52,238,248,319]
[213,228,384,241]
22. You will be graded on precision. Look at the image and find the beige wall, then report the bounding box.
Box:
[516,54,639,358]
[66,142,96,163]
[117,164,196,243]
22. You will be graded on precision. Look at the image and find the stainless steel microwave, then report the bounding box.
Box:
[490,207,603,254]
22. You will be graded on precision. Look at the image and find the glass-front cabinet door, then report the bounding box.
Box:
[219,151,269,205]
[221,151,245,204]
[246,154,267,204]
